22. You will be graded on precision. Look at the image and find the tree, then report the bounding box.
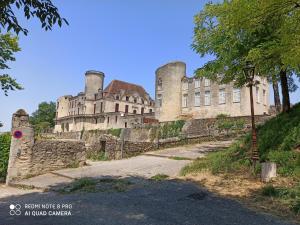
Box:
[0,0,68,35]
[0,33,22,95]
[0,0,68,95]
[192,0,300,112]
[30,101,56,132]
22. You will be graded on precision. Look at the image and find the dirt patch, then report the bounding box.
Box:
[180,171,300,224]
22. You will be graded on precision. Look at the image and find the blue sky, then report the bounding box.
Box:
[0,0,299,132]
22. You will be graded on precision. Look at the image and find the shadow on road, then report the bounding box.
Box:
[0,176,295,225]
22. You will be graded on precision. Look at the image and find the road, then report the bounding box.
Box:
[0,141,295,225]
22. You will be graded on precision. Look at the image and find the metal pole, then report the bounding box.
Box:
[249,83,259,168]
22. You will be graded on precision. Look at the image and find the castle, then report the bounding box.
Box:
[54,61,270,132]
[155,61,269,121]
[54,71,155,132]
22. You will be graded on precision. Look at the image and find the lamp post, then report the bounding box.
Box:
[243,62,259,168]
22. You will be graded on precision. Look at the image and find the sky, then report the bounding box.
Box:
[0,0,299,132]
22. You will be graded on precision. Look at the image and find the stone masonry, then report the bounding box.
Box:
[6,109,86,184]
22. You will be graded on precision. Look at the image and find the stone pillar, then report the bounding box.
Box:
[6,109,34,185]
[261,162,277,182]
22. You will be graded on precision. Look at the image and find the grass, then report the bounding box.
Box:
[151,174,169,181]
[169,156,191,160]
[87,151,108,161]
[181,103,300,218]
[58,177,132,194]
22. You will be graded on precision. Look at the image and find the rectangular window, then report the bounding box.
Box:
[115,103,119,112]
[149,109,153,113]
[107,117,110,124]
[182,94,188,107]
[233,88,241,103]
[125,105,129,113]
[194,79,200,88]
[182,81,188,90]
[194,92,201,107]
[157,94,162,107]
[115,116,118,123]
[100,102,103,112]
[93,104,96,114]
[219,89,226,104]
[263,89,266,105]
[204,78,210,87]
[126,96,129,101]
[204,91,211,105]
[256,87,260,103]
[141,107,144,115]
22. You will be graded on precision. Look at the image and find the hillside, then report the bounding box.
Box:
[181,103,300,219]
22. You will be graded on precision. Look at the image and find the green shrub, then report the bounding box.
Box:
[0,133,11,182]
[159,120,185,139]
[261,185,278,197]
[87,151,107,161]
[108,128,122,137]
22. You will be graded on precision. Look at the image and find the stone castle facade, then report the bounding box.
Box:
[54,71,155,132]
[155,61,270,122]
[55,61,270,132]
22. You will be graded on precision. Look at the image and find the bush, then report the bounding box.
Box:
[159,120,185,139]
[108,128,122,137]
[261,185,278,197]
[0,133,11,182]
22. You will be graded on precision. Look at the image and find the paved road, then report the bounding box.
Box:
[0,141,296,225]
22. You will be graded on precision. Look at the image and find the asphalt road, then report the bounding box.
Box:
[0,177,295,225]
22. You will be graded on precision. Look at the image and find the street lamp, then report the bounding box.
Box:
[243,62,259,168]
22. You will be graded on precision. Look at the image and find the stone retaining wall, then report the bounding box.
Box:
[6,110,86,184]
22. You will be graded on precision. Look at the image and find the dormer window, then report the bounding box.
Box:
[126,96,129,101]
[116,95,120,100]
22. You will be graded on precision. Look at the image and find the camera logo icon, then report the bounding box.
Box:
[9,204,21,216]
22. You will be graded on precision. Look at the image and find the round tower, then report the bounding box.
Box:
[155,61,186,122]
[85,70,105,100]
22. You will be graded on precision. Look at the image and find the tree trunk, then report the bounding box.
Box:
[272,79,281,113]
[280,69,290,112]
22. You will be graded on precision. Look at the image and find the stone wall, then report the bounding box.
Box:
[6,110,86,184]
[30,139,86,175]
[182,115,272,137]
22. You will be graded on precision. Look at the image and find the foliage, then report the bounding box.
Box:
[261,185,278,197]
[159,120,185,139]
[192,0,300,107]
[0,0,68,95]
[182,103,300,179]
[30,101,56,133]
[216,114,245,135]
[0,0,68,35]
[0,33,22,95]
[108,128,122,138]
[0,132,11,181]
[87,151,107,161]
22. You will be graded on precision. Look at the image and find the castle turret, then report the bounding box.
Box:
[155,61,186,121]
[85,70,105,100]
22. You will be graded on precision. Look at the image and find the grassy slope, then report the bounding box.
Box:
[181,103,300,215]
[182,103,300,178]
